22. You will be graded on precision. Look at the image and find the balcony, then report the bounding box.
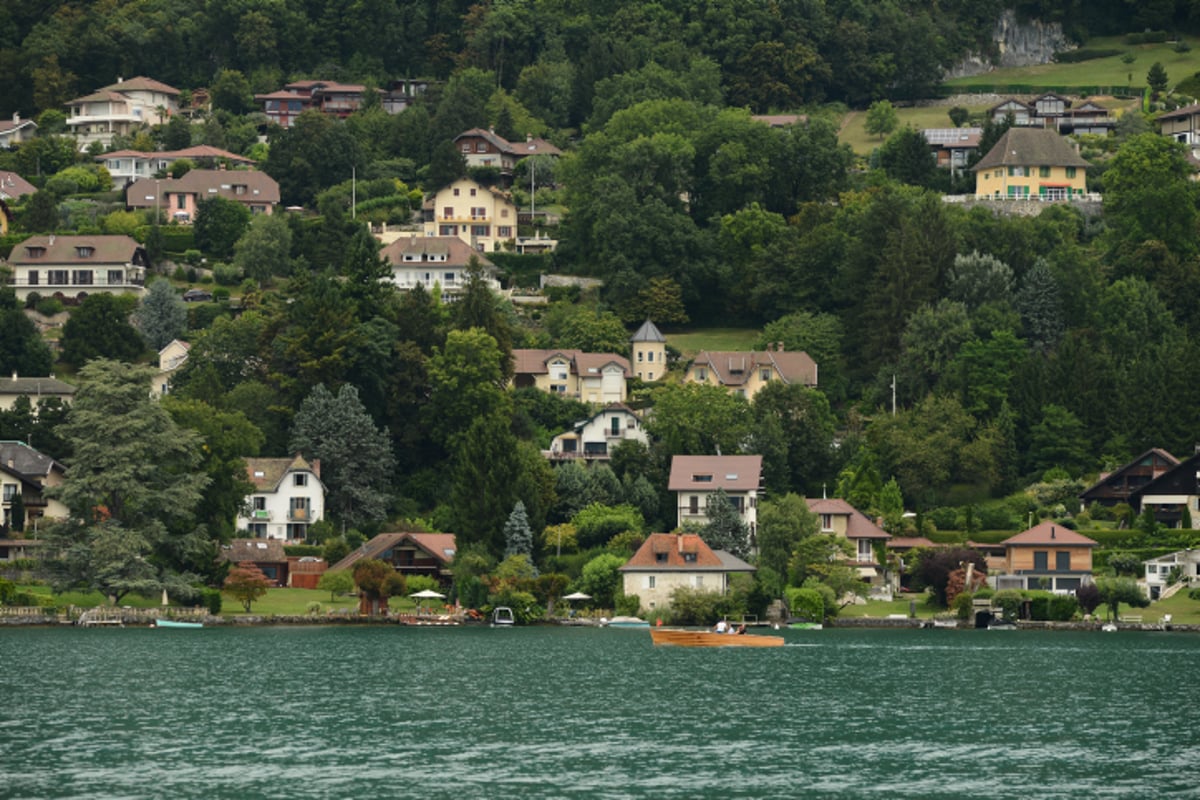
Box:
[251,509,271,521]
[288,507,311,522]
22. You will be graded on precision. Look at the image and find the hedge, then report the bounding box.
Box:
[1052,48,1124,63]
[135,224,195,253]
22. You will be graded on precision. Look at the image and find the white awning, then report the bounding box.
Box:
[857,567,877,579]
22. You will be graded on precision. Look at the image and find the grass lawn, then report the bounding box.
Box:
[225,586,367,616]
[945,36,1200,90]
[839,105,973,155]
[839,594,940,619]
[667,328,761,359]
[20,585,164,609]
[1142,589,1200,624]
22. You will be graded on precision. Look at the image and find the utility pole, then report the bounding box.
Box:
[891,374,896,416]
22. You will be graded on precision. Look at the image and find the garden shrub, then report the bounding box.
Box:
[669,586,735,625]
[200,588,222,615]
[928,507,960,531]
[489,589,541,624]
[952,591,975,620]
[786,586,825,622]
[614,592,641,617]
[1053,47,1124,62]
[1027,591,1078,621]
[212,287,231,303]
[212,262,241,286]
[992,589,1025,621]
[36,297,64,316]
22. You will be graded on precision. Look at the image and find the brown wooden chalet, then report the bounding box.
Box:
[1078,448,1178,509]
[220,538,290,586]
[1129,451,1200,528]
[331,532,457,586]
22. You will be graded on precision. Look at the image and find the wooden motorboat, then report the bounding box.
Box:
[650,628,784,648]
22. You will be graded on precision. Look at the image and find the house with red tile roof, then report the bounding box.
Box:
[236,455,325,542]
[330,531,458,587]
[669,455,762,539]
[686,345,816,400]
[993,521,1097,593]
[0,113,37,148]
[379,235,500,296]
[618,532,755,613]
[513,349,631,405]
[806,497,891,585]
[0,171,36,201]
[126,169,280,221]
[6,234,148,302]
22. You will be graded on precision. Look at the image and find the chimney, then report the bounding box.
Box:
[526,133,533,142]
[12,112,19,124]
[311,458,320,479]
[10,371,16,380]
[1050,526,1056,539]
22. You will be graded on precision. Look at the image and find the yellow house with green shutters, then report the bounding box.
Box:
[971,128,1090,200]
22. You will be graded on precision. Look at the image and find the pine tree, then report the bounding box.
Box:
[702,488,750,559]
[134,278,187,351]
[503,500,533,559]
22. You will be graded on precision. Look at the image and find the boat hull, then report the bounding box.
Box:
[155,619,204,629]
[650,628,784,648]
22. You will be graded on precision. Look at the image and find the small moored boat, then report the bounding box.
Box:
[604,616,650,628]
[155,619,204,629]
[650,628,784,648]
[491,606,515,626]
[786,618,823,631]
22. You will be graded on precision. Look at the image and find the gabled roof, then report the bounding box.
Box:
[668,455,762,493]
[972,128,1091,172]
[380,236,496,269]
[102,76,180,96]
[1080,448,1178,502]
[1001,522,1097,547]
[244,455,321,492]
[751,114,808,127]
[989,98,1033,113]
[1157,103,1200,122]
[126,169,280,208]
[221,538,288,563]
[330,531,458,572]
[1129,451,1200,503]
[8,235,145,266]
[0,377,76,400]
[0,441,66,480]
[512,349,631,377]
[806,497,890,540]
[571,403,640,432]
[100,146,254,165]
[0,117,37,136]
[886,536,936,549]
[455,129,563,158]
[630,319,666,343]
[0,171,36,199]
[1033,92,1072,105]
[619,533,754,573]
[693,349,817,387]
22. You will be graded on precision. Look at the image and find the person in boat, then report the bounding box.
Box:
[735,624,747,635]
[714,619,728,633]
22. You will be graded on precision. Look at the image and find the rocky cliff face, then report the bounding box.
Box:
[946,10,1073,79]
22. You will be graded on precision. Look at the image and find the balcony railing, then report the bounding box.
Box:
[288,507,311,522]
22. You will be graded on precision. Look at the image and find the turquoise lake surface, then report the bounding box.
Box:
[2,625,1197,799]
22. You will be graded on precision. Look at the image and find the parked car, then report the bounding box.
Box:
[182,288,213,302]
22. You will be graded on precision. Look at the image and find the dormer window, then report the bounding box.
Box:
[655,552,668,563]
[75,246,94,257]
[692,474,713,483]
[683,552,697,563]
[293,473,308,487]
[25,246,45,258]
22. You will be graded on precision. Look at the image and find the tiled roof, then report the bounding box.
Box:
[126,169,280,208]
[512,349,631,377]
[668,455,762,492]
[887,536,936,549]
[221,538,288,563]
[630,319,666,343]
[972,128,1091,171]
[0,378,75,400]
[380,236,496,269]
[101,146,254,164]
[1001,522,1097,547]
[693,349,817,387]
[330,531,457,572]
[1079,447,1178,497]
[244,455,320,492]
[66,90,131,105]
[0,441,66,480]
[0,171,36,199]
[0,118,36,135]
[1157,102,1200,121]
[619,533,748,572]
[102,76,180,95]
[806,497,890,540]
[8,235,144,266]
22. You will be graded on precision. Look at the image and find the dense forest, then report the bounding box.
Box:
[8,0,1200,121]
[4,0,1200,605]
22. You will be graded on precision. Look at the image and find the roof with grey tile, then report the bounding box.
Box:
[972,128,1091,171]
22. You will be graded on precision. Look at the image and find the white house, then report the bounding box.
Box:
[668,454,762,538]
[512,349,631,405]
[64,76,180,152]
[618,532,755,613]
[547,403,648,461]
[379,235,501,296]
[151,339,190,397]
[1144,550,1200,600]
[237,455,326,541]
[5,234,148,302]
[0,114,37,149]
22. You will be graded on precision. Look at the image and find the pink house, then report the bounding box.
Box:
[125,169,280,221]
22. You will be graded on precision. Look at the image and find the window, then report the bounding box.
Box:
[26,270,38,286]
[2,484,14,502]
[655,552,668,563]
[25,246,44,258]
[1066,167,1077,179]
[689,496,699,515]
[443,206,454,218]
[1055,551,1071,571]
[695,367,707,381]
[293,473,308,487]
[253,497,266,510]
[694,575,704,588]
[444,272,455,282]
[646,576,656,589]
[497,226,512,237]
[439,225,456,236]
[470,187,477,195]
[1039,166,1050,178]
[1033,551,1048,571]
[453,188,460,195]
[75,246,94,257]
[471,225,489,236]
[683,552,697,563]
[647,352,654,362]
[501,208,509,218]
[692,474,713,483]
[107,270,123,286]
[461,144,470,154]
[638,352,644,362]
[476,145,486,154]
[821,514,833,532]
[176,195,186,210]
[471,207,486,219]
[72,270,93,285]
[760,368,771,381]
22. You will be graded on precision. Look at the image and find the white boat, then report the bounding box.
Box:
[155,619,204,629]
[988,618,1017,630]
[491,606,515,626]
[1101,622,1118,632]
[604,616,650,628]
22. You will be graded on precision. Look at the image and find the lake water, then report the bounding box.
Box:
[2,625,1197,799]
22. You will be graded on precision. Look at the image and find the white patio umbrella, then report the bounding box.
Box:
[563,591,592,601]
[409,588,446,615]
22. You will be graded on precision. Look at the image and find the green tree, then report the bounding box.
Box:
[426,328,510,452]
[134,279,187,351]
[8,491,26,532]
[948,106,970,127]
[1015,258,1065,353]
[1103,134,1198,260]
[20,190,61,233]
[572,503,644,550]
[503,500,534,559]
[0,297,53,377]
[1094,575,1149,622]
[646,383,751,457]
[878,126,936,187]
[60,294,144,369]
[352,558,402,615]
[756,493,820,584]
[701,488,750,559]
[449,411,522,557]
[290,384,395,530]
[233,213,293,284]
[1026,404,1090,477]
[45,360,207,602]
[194,196,251,259]
[547,307,630,353]
[751,382,837,497]
[864,100,898,140]
[1147,62,1169,95]
[579,552,627,609]
[210,68,255,115]
[161,116,193,151]
[224,563,271,612]
[317,570,355,602]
